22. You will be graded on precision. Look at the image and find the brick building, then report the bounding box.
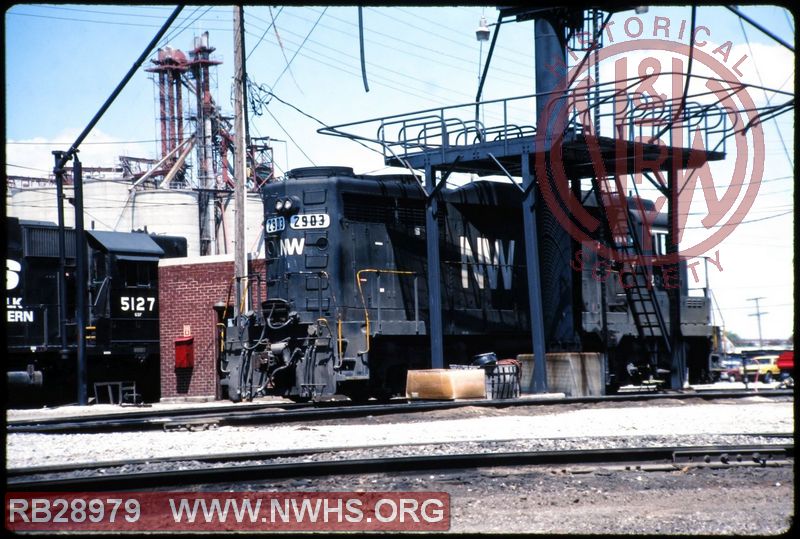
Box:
[158,254,265,401]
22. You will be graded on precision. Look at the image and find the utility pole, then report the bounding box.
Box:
[748,297,767,348]
[49,6,183,404]
[233,6,248,318]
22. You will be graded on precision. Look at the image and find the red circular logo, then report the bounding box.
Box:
[535,33,765,267]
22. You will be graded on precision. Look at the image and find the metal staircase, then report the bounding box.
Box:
[590,174,671,359]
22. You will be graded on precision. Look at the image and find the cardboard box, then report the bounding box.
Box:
[406,369,486,400]
[516,352,604,396]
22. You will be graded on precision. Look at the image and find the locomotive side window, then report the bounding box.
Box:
[118,260,155,287]
[652,231,668,256]
[92,252,106,280]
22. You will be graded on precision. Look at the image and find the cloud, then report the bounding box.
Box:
[724,41,794,92]
[6,128,155,178]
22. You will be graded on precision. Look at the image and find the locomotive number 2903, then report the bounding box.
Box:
[290,213,329,230]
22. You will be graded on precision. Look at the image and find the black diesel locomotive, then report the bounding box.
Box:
[220,167,712,402]
[6,217,186,404]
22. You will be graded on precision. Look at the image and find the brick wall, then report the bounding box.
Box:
[158,255,265,401]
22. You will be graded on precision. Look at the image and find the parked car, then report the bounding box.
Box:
[716,357,744,382]
[739,355,781,383]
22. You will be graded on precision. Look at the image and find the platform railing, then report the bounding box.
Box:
[374,94,538,162]
[565,73,742,156]
[318,73,792,164]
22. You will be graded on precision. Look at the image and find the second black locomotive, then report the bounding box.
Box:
[6,217,186,405]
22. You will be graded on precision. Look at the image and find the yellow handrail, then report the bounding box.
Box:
[355,269,416,354]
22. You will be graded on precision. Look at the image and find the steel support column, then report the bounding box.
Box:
[158,72,168,159]
[52,151,69,360]
[73,157,88,405]
[167,70,176,155]
[667,168,685,389]
[533,14,579,350]
[175,75,184,148]
[522,153,548,393]
[424,164,444,369]
[534,16,567,142]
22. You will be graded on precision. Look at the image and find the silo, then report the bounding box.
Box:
[83,179,131,231]
[9,186,74,225]
[130,189,201,256]
[215,192,266,259]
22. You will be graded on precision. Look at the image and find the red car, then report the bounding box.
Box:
[720,358,744,382]
[776,351,794,375]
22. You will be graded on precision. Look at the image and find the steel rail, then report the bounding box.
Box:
[7,443,792,492]
[8,432,793,479]
[7,390,793,434]
[6,396,414,429]
[7,399,334,428]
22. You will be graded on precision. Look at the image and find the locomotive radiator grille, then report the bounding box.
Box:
[343,193,425,226]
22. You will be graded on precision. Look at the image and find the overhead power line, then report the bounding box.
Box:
[8,10,176,28]
[15,4,197,19]
[159,5,214,48]
[683,210,793,229]
[736,17,794,169]
[271,7,328,91]
[280,6,532,84]
[262,107,316,167]
[7,139,161,145]
[268,5,301,92]
[246,6,283,60]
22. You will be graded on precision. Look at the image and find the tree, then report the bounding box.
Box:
[725,331,743,346]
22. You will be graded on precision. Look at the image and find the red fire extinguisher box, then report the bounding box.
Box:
[175,336,194,369]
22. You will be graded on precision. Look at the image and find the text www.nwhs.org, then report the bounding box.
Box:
[5,492,450,531]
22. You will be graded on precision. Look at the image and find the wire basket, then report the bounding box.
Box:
[449,359,520,399]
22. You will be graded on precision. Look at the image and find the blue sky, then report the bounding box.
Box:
[4,4,795,341]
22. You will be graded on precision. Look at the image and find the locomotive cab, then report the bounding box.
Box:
[86,230,164,362]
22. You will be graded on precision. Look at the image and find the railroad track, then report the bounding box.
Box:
[7,441,793,492]
[7,389,793,434]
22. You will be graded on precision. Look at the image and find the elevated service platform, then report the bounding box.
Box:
[320,74,739,182]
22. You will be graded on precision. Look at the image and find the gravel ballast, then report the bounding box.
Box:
[6,396,793,535]
[6,397,792,469]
